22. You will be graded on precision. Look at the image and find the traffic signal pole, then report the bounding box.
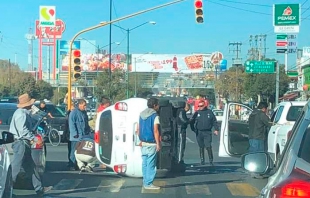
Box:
[67,0,186,110]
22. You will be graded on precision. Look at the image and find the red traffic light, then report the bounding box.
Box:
[73,50,81,57]
[195,0,203,8]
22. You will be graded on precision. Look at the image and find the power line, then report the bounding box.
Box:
[216,0,271,7]
[208,0,271,16]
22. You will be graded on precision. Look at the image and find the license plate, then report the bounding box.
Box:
[58,131,64,135]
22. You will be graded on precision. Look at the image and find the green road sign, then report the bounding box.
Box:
[245,61,275,74]
[274,4,300,26]
[276,34,287,39]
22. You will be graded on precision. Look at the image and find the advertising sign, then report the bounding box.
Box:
[61,53,128,72]
[39,6,56,27]
[219,59,227,71]
[210,52,224,65]
[59,40,80,54]
[35,19,65,39]
[273,4,300,33]
[132,54,213,73]
[303,47,310,57]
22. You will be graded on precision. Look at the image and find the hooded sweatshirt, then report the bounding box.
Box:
[139,108,158,143]
[248,109,271,140]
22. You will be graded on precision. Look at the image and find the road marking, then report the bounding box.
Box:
[141,180,166,194]
[185,184,212,195]
[53,179,83,190]
[186,137,195,143]
[96,179,125,192]
[226,183,260,197]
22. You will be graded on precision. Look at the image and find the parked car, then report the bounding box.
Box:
[0,103,46,177]
[267,101,306,164]
[241,101,310,197]
[0,131,15,198]
[34,101,67,142]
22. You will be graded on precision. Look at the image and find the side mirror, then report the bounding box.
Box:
[0,131,14,145]
[241,152,274,174]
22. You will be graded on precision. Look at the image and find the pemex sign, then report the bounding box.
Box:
[273,4,300,33]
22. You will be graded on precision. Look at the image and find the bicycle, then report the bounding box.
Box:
[37,119,61,146]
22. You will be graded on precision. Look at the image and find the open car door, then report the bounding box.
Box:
[219,102,253,157]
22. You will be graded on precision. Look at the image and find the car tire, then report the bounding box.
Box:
[3,167,13,198]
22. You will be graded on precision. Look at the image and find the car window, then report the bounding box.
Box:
[286,106,304,122]
[214,111,223,116]
[35,104,65,117]
[299,127,310,163]
[274,106,284,123]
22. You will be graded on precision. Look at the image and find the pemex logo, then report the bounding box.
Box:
[39,6,56,26]
[283,6,292,16]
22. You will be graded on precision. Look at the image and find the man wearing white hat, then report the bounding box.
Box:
[10,93,52,196]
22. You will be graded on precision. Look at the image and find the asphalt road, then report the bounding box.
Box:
[13,128,268,198]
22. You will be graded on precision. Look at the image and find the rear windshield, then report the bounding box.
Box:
[99,110,113,164]
[0,108,16,125]
[286,106,304,121]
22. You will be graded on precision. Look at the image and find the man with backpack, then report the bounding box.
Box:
[190,99,219,166]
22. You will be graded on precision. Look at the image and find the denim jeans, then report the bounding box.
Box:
[141,145,157,187]
[249,139,265,153]
[70,141,78,165]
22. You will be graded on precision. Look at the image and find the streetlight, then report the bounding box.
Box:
[113,21,156,98]
[134,52,152,97]
[78,38,120,76]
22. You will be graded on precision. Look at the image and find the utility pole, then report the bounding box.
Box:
[275,61,279,106]
[229,42,242,101]
[9,59,11,91]
[247,34,267,61]
[108,0,113,99]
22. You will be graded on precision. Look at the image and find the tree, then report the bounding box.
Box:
[96,69,127,102]
[243,65,289,103]
[34,80,54,100]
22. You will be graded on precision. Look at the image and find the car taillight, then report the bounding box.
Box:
[270,168,310,197]
[114,102,128,111]
[113,164,127,173]
[95,130,99,144]
[287,130,293,140]
[33,134,43,149]
[0,120,2,124]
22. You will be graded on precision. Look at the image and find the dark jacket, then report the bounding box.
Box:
[190,107,219,132]
[248,109,271,140]
[177,108,189,129]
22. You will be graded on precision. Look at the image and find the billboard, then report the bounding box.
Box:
[61,53,128,72]
[35,19,65,39]
[132,54,213,73]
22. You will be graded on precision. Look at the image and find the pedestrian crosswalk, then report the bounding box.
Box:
[48,178,261,197]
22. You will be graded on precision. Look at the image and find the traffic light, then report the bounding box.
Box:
[72,50,81,81]
[194,0,203,23]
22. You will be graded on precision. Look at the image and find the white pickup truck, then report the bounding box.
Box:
[267,101,306,163]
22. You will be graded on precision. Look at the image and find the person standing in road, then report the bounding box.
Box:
[97,96,111,114]
[10,93,52,196]
[248,101,271,153]
[64,103,75,168]
[68,99,91,171]
[176,103,190,163]
[138,98,161,190]
[190,99,219,166]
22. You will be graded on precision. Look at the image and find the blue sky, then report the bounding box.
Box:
[0,0,309,71]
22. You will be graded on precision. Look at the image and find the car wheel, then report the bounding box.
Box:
[3,167,13,198]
